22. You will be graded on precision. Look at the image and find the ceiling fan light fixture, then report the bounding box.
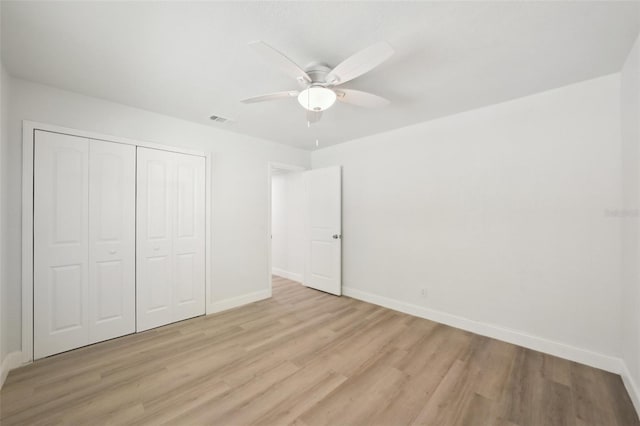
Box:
[298,86,336,111]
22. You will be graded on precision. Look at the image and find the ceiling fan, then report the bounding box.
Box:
[241,41,394,124]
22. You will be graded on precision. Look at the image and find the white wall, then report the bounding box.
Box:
[0,64,8,369]
[271,171,305,282]
[272,174,288,275]
[2,77,310,358]
[621,33,640,411]
[285,173,305,281]
[313,74,623,366]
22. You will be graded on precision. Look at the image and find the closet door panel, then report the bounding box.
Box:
[136,148,175,331]
[34,131,90,359]
[173,154,206,322]
[89,140,136,343]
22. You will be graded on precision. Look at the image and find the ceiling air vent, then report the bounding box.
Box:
[209,114,232,124]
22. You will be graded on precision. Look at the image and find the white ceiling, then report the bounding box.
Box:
[2,1,639,150]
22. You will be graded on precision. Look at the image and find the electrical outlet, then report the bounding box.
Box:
[420,288,428,298]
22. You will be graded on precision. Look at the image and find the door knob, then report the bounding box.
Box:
[332,234,341,239]
[109,250,117,255]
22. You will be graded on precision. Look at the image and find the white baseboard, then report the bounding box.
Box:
[343,286,624,375]
[207,289,271,315]
[621,362,640,417]
[272,268,303,283]
[1,351,24,389]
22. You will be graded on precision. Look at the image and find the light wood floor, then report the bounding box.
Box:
[1,276,638,425]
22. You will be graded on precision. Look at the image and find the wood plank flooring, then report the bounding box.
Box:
[1,276,638,425]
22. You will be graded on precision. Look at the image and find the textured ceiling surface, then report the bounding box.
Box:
[2,1,639,149]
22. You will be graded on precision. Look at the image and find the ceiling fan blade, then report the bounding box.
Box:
[326,42,394,86]
[241,91,299,104]
[335,89,390,108]
[249,41,311,83]
[307,110,323,123]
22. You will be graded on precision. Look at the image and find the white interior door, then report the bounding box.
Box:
[34,131,90,359]
[137,148,175,331]
[136,147,205,331]
[33,131,204,357]
[173,154,206,322]
[304,166,342,295]
[88,140,136,343]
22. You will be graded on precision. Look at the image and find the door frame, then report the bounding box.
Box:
[21,120,213,363]
[267,162,307,293]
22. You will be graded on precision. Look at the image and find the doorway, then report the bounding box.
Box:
[268,163,307,293]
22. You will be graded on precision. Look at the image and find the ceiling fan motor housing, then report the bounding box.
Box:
[302,62,333,86]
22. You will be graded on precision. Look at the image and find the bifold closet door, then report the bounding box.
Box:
[136,147,206,332]
[34,131,136,359]
[88,140,136,343]
[34,131,90,359]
